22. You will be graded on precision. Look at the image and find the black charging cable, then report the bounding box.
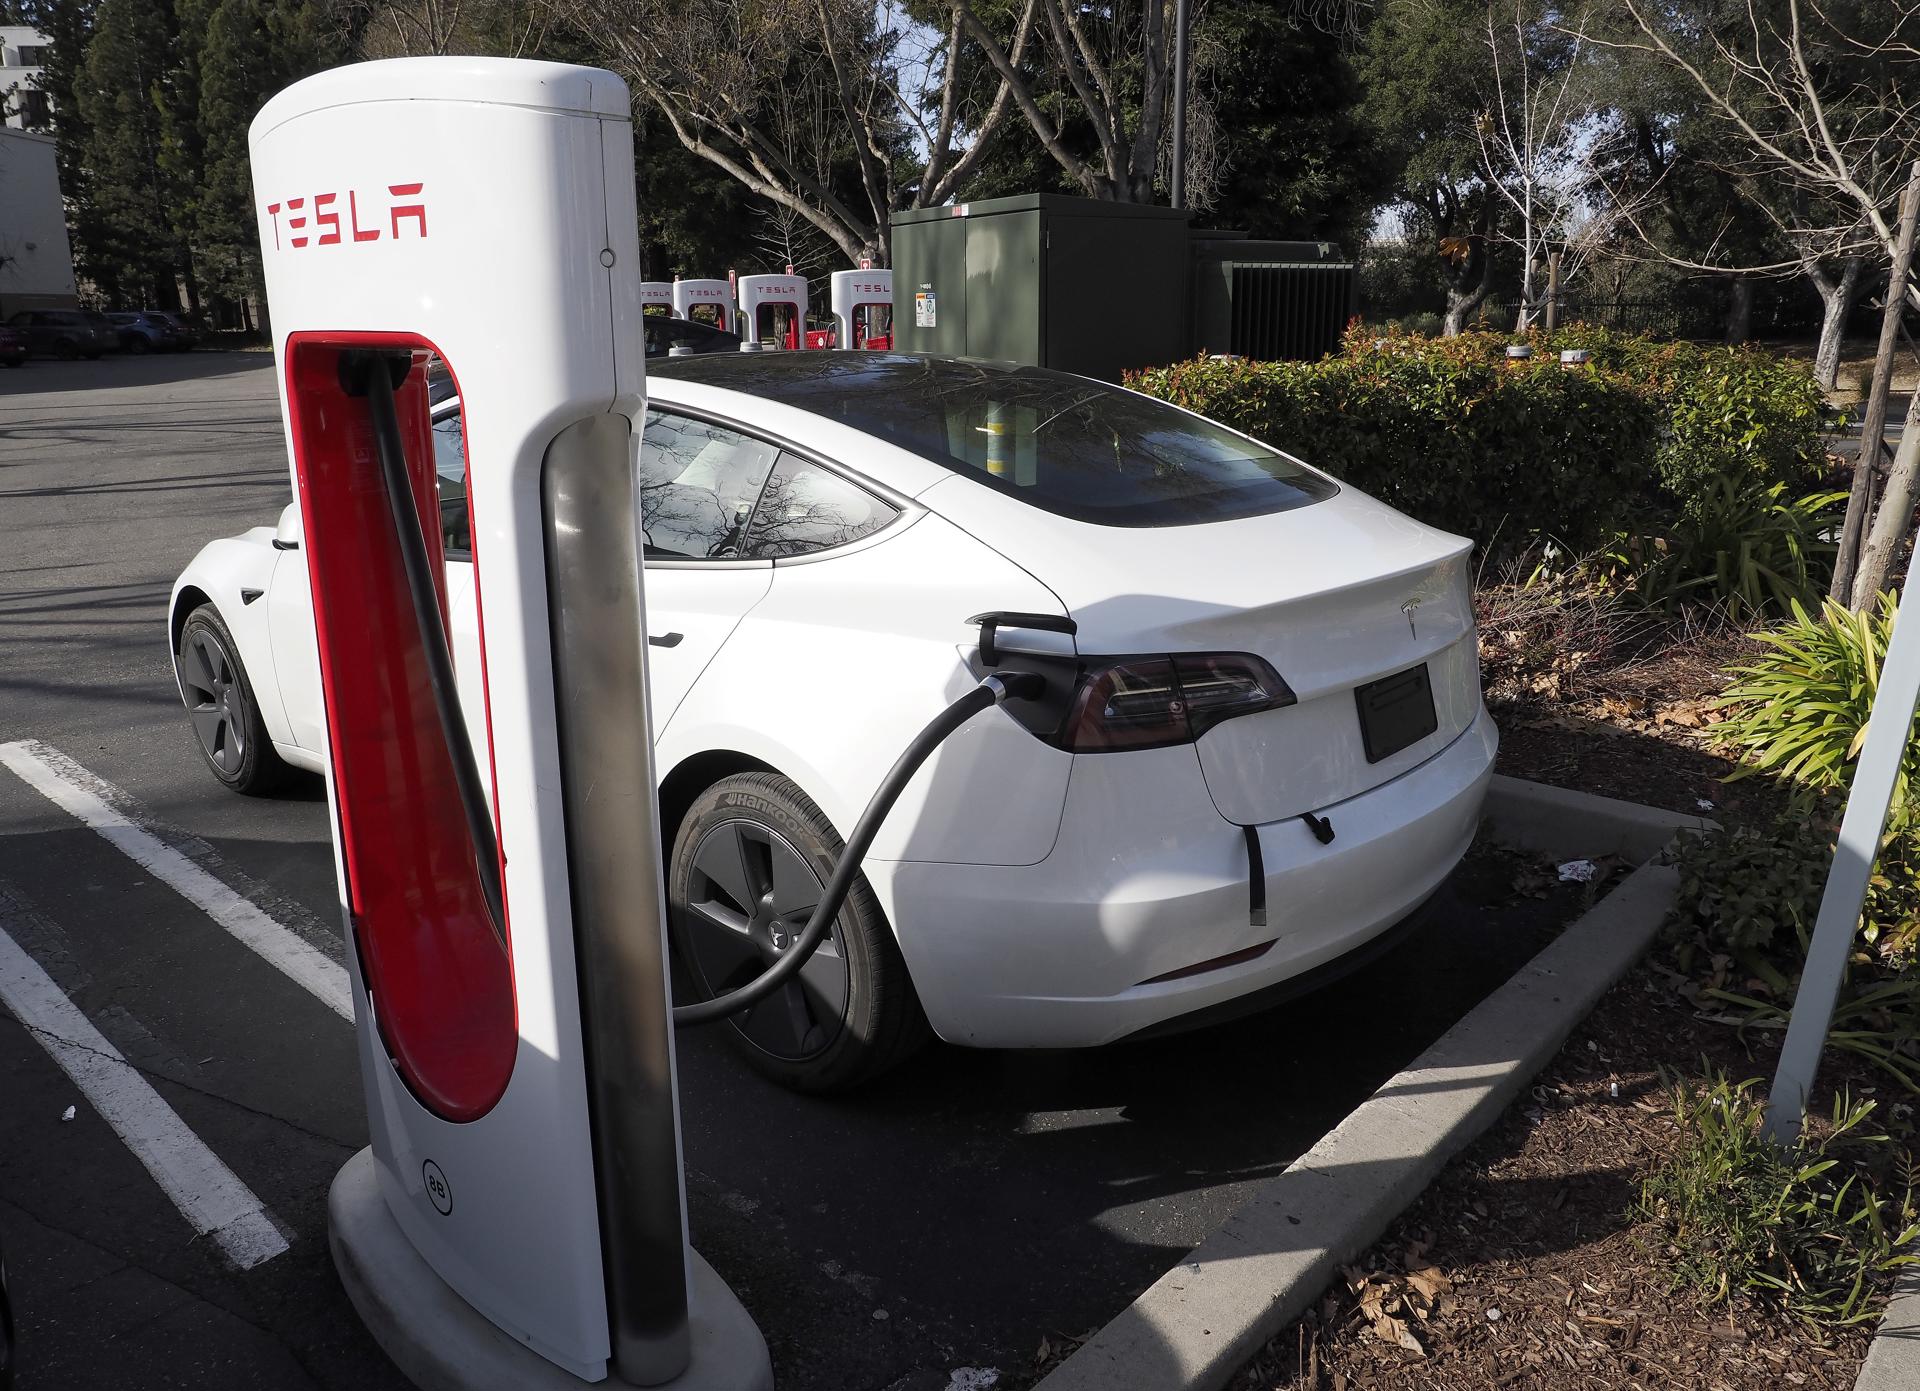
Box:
[672,670,1043,1026]
[353,352,510,955]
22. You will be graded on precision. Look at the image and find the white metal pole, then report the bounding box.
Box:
[1766,527,1920,1144]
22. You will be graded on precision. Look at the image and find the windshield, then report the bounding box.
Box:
[653,352,1334,527]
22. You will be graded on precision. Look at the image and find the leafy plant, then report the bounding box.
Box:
[1606,482,1843,623]
[1711,593,1908,807]
[1669,809,1920,1089]
[1637,1072,1918,1327]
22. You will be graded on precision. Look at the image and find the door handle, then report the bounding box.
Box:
[648,632,684,648]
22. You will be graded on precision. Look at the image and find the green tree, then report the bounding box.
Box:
[1357,0,1507,333]
[1200,1,1386,246]
[76,0,187,305]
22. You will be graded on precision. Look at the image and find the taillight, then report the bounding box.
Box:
[1061,653,1294,752]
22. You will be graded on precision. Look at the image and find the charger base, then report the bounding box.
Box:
[329,1148,773,1391]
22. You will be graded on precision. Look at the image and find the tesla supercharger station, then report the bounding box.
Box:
[250,58,771,1391]
[670,278,734,333]
[829,268,892,349]
[736,272,808,349]
[639,280,673,316]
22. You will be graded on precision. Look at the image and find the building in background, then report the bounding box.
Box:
[0,127,79,315]
[0,26,51,131]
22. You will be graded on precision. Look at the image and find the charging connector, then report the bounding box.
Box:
[672,671,1043,1027]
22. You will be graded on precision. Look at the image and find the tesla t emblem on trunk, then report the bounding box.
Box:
[1402,599,1421,637]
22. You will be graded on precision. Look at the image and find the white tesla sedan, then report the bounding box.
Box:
[171,352,1495,1089]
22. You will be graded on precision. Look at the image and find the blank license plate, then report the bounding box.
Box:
[1355,664,1438,763]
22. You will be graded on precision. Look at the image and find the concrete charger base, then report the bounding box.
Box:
[329,1147,774,1391]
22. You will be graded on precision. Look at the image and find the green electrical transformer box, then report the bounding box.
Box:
[890,194,1192,382]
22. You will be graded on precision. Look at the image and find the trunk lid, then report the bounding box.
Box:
[920,475,1483,824]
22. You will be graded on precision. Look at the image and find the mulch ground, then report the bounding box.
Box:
[1227,953,1896,1391]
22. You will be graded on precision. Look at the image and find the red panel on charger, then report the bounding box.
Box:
[285,336,517,1122]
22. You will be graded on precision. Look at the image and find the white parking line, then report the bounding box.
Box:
[0,740,353,1022]
[0,914,291,1269]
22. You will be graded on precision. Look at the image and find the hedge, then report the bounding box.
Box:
[1128,325,1831,553]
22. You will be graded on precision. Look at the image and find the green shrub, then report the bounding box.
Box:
[1604,481,1843,623]
[1711,594,1909,807]
[1134,335,1665,550]
[1637,1073,1918,1327]
[1671,807,1920,970]
[1669,809,1920,1089]
[1128,325,1833,566]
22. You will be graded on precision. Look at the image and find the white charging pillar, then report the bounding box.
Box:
[671,277,734,332]
[829,268,892,349]
[249,58,769,1390]
[737,272,808,349]
[640,280,674,316]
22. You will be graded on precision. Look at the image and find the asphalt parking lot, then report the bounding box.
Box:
[0,353,1583,1390]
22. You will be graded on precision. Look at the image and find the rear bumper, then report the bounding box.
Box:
[875,704,1498,1048]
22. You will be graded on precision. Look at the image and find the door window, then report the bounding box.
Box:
[639,411,780,559]
[742,454,898,559]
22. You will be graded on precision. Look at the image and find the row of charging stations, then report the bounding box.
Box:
[632,270,892,350]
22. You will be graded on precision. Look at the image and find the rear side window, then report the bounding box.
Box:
[669,355,1335,527]
[638,411,779,559]
[743,455,897,559]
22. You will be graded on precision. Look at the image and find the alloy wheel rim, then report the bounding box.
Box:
[679,818,850,1060]
[181,629,246,776]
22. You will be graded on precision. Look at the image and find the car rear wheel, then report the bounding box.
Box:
[669,772,928,1092]
[177,605,290,795]
[53,338,78,360]
[124,336,149,355]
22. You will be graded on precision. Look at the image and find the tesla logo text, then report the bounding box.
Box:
[262,183,427,251]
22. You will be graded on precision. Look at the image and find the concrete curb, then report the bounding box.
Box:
[1856,1257,1920,1391]
[1483,773,1717,864]
[1033,783,1684,1391]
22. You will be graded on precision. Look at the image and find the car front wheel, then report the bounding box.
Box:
[176,605,289,795]
[669,772,928,1092]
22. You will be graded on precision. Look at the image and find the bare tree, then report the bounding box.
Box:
[560,0,1039,264]
[1593,0,1920,386]
[951,0,1175,201]
[1476,0,1589,328]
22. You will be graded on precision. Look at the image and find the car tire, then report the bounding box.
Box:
[176,605,291,796]
[669,772,929,1092]
[125,336,148,355]
[53,338,77,360]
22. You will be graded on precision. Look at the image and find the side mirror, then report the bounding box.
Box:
[273,502,302,551]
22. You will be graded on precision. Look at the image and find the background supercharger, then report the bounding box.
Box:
[250,60,684,1382]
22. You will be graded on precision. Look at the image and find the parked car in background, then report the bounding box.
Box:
[6,309,117,360]
[104,311,186,354]
[643,315,741,357]
[0,324,25,368]
[154,311,202,349]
